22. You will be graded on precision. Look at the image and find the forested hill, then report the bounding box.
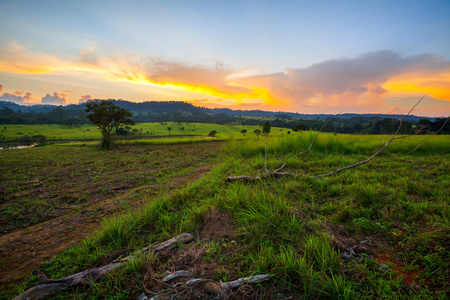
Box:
[0,99,436,123]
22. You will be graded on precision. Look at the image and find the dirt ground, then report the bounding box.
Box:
[0,142,223,288]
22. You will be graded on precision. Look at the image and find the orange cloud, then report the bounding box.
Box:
[387,105,402,114]
[1,42,449,113]
[78,95,92,104]
[383,72,450,101]
[0,40,62,73]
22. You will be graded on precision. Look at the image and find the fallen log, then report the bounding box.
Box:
[13,233,193,300]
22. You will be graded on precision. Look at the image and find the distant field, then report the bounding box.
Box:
[0,123,291,143]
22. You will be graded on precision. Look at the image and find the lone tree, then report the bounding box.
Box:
[85,101,134,149]
[262,121,271,136]
[253,129,261,138]
[208,130,217,137]
[167,127,172,135]
[293,124,307,132]
[241,129,247,136]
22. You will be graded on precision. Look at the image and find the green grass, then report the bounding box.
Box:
[0,123,288,143]
[3,133,449,299]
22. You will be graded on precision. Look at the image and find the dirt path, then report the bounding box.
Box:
[0,142,222,288]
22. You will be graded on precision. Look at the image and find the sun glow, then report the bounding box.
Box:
[383,73,450,101]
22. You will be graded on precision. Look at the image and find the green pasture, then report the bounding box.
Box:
[0,123,286,142]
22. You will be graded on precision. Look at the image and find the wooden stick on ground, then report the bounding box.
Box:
[13,233,193,300]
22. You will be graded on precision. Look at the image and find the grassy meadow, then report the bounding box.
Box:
[1,131,449,299]
[0,123,281,144]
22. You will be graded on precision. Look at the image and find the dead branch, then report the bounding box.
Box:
[226,95,437,183]
[221,274,273,290]
[141,274,272,299]
[13,233,193,300]
[274,120,329,173]
[163,270,194,282]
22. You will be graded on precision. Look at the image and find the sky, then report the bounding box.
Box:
[0,0,449,116]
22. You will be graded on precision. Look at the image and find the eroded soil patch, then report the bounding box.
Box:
[0,142,223,287]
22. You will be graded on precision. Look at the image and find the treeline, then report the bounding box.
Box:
[1,99,448,135]
[0,106,88,125]
[277,116,450,135]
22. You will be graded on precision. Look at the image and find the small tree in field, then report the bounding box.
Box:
[167,127,172,135]
[85,101,134,149]
[209,130,217,137]
[241,129,247,136]
[262,121,271,136]
[254,129,261,138]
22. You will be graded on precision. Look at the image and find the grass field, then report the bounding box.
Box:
[1,132,449,299]
[0,123,287,143]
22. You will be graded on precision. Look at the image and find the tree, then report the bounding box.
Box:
[293,124,307,132]
[85,101,134,149]
[241,129,247,136]
[209,130,217,137]
[167,127,172,135]
[253,129,261,138]
[262,121,271,136]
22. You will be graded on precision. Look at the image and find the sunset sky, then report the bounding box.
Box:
[0,0,449,116]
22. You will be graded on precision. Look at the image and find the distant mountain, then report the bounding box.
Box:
[0,101,57,113]
[0,99,436,123]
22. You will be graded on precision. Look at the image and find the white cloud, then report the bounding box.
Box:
[41,92,66,105]
[0,90,32,104]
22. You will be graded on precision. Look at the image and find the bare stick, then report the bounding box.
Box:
[275,120,331,173]
[13,233,193,300]
[264,134,268,172]
[221,274,272,290]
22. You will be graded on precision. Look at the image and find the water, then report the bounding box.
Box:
[0,143,37,150]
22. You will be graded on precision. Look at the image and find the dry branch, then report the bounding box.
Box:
[163,270,194,283]
[13,233,193,300]
[221,274,273,290]
[226,96,437,183]
[141,274,272,299]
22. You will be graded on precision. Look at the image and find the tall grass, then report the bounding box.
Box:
[226,131,450,157]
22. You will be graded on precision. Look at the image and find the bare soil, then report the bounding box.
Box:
[0,142,223,288]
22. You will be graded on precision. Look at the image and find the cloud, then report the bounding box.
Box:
[0,90,33,104]
[109,51,449,112]
[41,92,66,105]
[78,95,92,104]
[234,51,450,112]
[386,105,402,114]
[1,41,449,113]
[0,40,62,73]
[0,84,2,92]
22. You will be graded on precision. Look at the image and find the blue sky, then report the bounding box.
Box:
[1,0,449,116]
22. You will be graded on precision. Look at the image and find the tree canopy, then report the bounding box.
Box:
[262,121,271,136]
[85,101,134,149]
